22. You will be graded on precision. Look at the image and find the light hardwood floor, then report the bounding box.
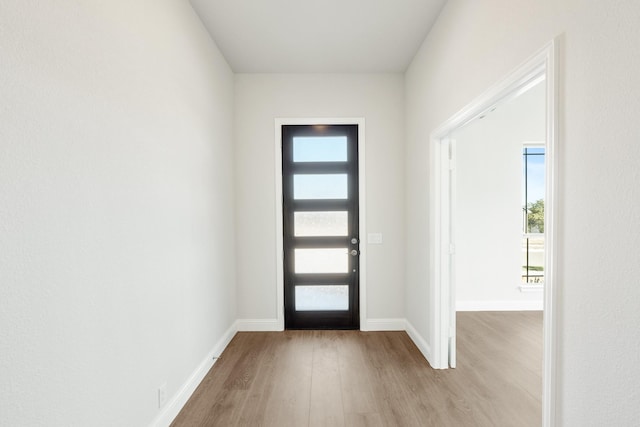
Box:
[171,311,542,427]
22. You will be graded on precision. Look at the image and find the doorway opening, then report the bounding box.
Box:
[430,41,558,425]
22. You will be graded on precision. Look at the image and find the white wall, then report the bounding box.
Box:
[0,1,236,426]
[405,0,640,425]
[454,81,545,310]
[234,74,405,325]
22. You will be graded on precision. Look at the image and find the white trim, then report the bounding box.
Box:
[274,118,367,330]
[366,318,406,331]
[448,138,457,369]
[543,37,560,427]
[405,320,434,367]
[274,124,285,331]
[149,321,237,427]
[432,60,546,135]
[456,301,544,311]
[429,39,559,426]
[357,122,367,331]
[236,319,282,332]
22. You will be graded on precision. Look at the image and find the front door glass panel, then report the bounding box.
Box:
[294,211,348,237]
[294,248,349,274]
[295,285,349,311]
[293,136,348,162]
[293,174,348,200]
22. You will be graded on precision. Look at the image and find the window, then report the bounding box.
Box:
[522,146,545,284]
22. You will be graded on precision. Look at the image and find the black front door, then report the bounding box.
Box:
[282,124,360,329]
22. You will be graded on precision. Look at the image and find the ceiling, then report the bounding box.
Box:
[190,0,447,73]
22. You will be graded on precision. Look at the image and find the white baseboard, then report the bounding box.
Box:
[365,318,406,331]
[456,300,544,311]
[404,320,434,368]
[236,318,282,331]
[149,321,238,427]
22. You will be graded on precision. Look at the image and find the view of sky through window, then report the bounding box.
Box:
[523,147,545,205]
[293,136,347,162]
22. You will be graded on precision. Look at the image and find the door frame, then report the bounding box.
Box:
[429,40,558,426]
[275,118,367,331]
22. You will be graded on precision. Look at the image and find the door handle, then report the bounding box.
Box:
[350,249,359,256]
[351,238,358,244]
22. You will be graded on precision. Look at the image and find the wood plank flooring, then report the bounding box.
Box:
[171,311,542,427]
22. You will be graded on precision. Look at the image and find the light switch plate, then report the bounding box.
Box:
[367,233,383,244]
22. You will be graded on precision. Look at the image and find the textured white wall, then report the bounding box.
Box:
[454,81,545,308]
[234,74,405,322]
[405,0,640,424]
[0,1,236,425]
